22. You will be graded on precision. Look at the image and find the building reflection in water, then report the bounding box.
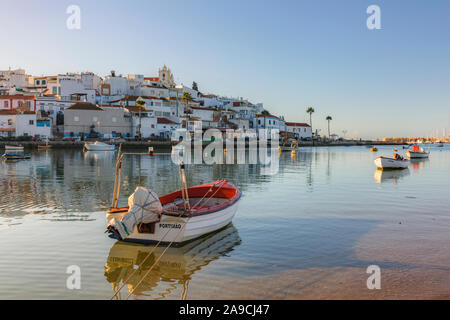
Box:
[0,148,316,220]
[104,224,241,300]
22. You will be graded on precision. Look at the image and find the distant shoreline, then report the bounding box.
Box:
[0,140,405,150]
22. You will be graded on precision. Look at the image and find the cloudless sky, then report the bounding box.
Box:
[1,0,449,138]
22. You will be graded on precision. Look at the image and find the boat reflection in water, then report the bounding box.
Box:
[374,168,410,184]
[409,158,429,172]
[104,223,241,299]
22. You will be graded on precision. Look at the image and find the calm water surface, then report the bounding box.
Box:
[0,145,449,299]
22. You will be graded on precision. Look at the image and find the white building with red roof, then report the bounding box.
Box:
[285,122,312,139]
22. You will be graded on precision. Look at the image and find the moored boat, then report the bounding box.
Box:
[374,156,409,169]
[84,141,115,151]
[280,140,299,152]
[2,153,31,160]
[405,145,429,159]
[4,145,24,152]
[105,150,241,245]
[106,180,241,245]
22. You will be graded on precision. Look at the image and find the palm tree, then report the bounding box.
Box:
[306,107,315,135]
[326,115,332,139]
[181,92,193,114]
[136,98,146,140]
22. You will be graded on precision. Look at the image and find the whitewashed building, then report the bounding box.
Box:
[285,122,312,139]
[0,110,51,138]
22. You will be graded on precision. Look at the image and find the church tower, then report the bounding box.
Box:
[158,65,175,87]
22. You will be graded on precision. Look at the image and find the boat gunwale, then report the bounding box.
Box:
[106,180,242,218]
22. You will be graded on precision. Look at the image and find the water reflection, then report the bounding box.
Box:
[104,224,241,299]
[374,168,410,184]
[409,158,429,172]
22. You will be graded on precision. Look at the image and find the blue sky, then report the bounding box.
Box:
[1,0,449,138]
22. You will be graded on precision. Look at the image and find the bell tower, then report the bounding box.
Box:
[158,65,175,87]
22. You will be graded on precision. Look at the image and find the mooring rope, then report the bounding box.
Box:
[110,180,227,300]
[124,181,227,300]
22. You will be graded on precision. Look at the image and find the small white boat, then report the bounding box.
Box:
[374,156,409,169]
[84,141,115,151]
[106,180,241,245]
[406,150,429,159]
[280,141,299,152]
[5,145,24,152]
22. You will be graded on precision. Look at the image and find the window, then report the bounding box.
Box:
[8,119,13,125]
[112,117,117,123]
[42,80,46,85]
[74,116,79,122]
[3,101,8,108]
[26,101,31,108]
[52,87,57,94]
[29,120,34,125]
[36,80,40,85]
[151,124,155,128]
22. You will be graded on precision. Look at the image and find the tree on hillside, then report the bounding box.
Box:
[261,109,270,115]
[136,98,146,140]
[181,92,193,114]
[192,81,199,91]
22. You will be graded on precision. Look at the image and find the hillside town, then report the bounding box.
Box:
[0,66,312,142]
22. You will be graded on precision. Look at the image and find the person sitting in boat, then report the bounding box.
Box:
[393,150,403,160]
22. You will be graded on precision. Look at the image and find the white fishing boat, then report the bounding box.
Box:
[374,156,409,169]
[105,151,241,245]
[84,141,115,151]
[4,145,24,152]
[106,180,241,245]
[405,145,429,159]
[280,140,299,152]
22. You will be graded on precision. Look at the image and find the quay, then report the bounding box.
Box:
[0,140,405,151]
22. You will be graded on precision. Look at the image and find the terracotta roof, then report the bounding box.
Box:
[157,117,178,124]
[257,114,281,120]
[191,106,217,111]
[125,106,147,113]
[285,122,310,127]
[67,102,103,111]
[0,95,36,100]
[0,110,18,115]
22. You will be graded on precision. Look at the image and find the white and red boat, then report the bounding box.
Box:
[106,180,241,245]
[374,156,409,169]
[105,150,241,245]
[405,145,429,159]
[4,145,24,152]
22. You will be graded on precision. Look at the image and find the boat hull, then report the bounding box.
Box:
[374,157,409,169]
[84,142,115,151]
[106,200,240,245]
[406,151,429,159]
[5,145,24,152]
